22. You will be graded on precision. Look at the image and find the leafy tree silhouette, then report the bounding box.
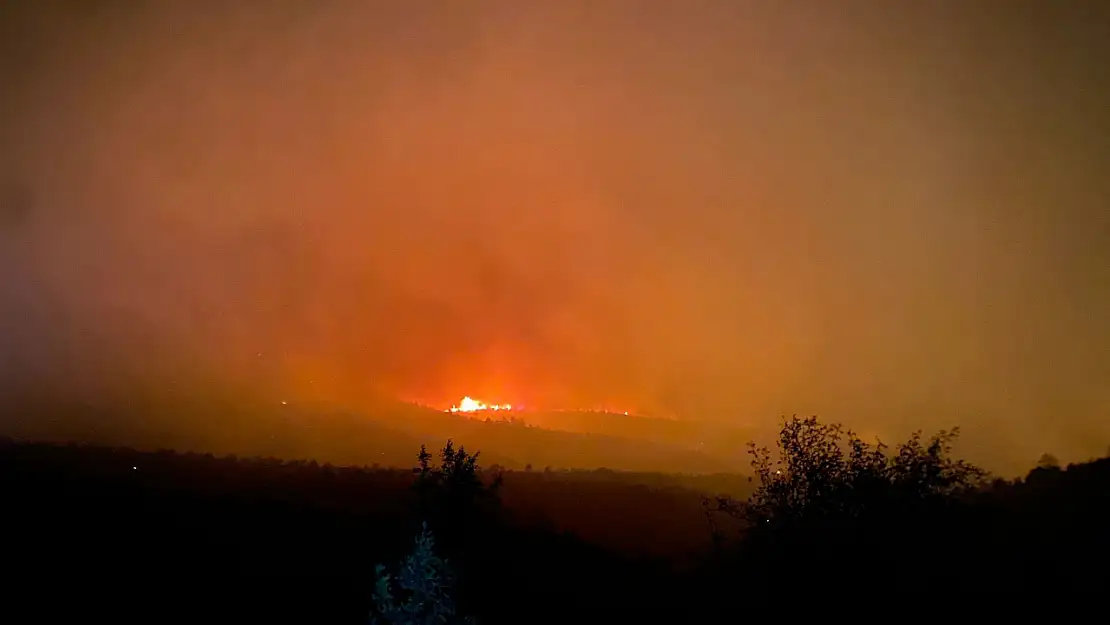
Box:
[403,441,505,621]
[411,440,503,556]
[369,522,476,625]
[703,415,986,585]
[1037,453,1061,470]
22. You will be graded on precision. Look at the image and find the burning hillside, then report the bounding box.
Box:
[446,396,514,413]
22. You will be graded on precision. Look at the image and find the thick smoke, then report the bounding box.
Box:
[2,1,1108,473]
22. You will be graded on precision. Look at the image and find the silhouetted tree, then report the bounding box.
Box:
[706,415,985,537]
[412,440,503,553]
[370,522,476,625]
[699,416,989,596]
[1037,453,1061,470]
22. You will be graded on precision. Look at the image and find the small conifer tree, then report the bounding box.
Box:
[369,523,475,625]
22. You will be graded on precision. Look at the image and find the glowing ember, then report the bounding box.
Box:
[447,396,513,413]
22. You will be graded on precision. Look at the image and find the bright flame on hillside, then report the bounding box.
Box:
[447,396,513,413]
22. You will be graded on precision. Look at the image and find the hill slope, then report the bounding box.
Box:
[0,393,745,473]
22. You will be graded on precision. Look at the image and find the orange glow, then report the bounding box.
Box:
[2,1,1106,476]
[447,396,514,413]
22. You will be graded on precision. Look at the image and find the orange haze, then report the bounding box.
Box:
[1,1,1108,474]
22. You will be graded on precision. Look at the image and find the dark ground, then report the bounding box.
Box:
[2,437,1107,623]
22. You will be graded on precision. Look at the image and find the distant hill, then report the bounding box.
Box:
[497,408,760,458]
[0,392,746,474]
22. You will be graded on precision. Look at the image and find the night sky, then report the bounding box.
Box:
[2,1,1108,471]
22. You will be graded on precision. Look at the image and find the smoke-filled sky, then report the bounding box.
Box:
[2,1,1108,468]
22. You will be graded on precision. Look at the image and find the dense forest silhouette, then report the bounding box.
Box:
[2,416,1107,623]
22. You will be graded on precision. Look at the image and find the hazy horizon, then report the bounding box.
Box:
[2,1,1108,473]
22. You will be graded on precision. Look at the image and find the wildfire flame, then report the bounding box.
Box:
[447,396,513,413]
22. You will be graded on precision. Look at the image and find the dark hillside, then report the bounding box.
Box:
[0,438,707,623]
[2,425,1108,622]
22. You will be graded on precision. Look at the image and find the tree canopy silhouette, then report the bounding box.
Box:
[705,415,986,546]
[411,440,503,555]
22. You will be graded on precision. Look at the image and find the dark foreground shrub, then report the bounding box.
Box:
[702,416,987,595]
